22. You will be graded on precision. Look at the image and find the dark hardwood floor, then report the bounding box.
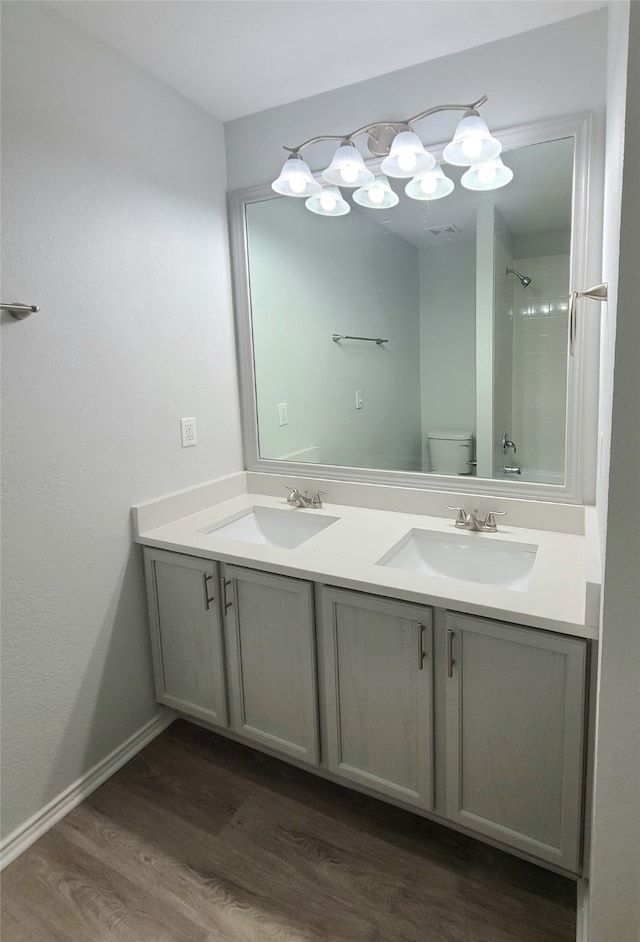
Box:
[1,720,576,941]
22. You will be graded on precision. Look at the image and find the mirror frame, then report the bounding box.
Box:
[229,114,598,503]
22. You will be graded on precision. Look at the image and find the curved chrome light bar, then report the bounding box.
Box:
[272,95,512,214]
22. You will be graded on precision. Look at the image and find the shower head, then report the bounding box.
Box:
[506,267,532,289]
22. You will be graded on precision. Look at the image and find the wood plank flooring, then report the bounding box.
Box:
[1,720,576,941]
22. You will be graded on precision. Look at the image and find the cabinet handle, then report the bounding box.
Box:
[416,622,426,671]
[221,578,233,613]
[447,629,456,678]
[202,573,215,611]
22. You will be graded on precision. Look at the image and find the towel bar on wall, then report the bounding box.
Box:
[1,301,40,320]
[332,333,389,345]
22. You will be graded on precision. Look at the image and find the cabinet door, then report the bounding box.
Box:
[223,566,319,765]
[144,548,228,727]
[321,587,433,810]
[444,612,586,871]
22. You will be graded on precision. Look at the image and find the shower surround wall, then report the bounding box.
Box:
[511,253,570,481]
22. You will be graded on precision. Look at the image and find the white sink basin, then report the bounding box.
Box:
[377,529,537,591]
[199,506,339,549]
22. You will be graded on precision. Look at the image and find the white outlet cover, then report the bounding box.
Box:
[180,417,197,447]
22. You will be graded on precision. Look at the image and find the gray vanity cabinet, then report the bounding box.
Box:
[444,612,587,871]
[320,587,434,811]
[222,565,319,765]
[144,548,228,727]
[143,546,589,874]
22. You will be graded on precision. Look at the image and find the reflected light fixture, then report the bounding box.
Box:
[460,156,513,190]
[305,185,350,216]
[353,174,399,209]
[404,165,455,201]
[271,95,510,216]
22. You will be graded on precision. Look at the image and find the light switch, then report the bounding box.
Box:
[355,390,363,410]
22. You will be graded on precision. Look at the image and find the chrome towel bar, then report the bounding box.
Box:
[332,333,388,345]
[1,301,40,320]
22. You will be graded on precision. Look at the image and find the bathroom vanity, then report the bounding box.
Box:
[133,472,599,877]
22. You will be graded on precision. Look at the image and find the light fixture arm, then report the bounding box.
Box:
[283,95,489,157]
[404,95,487,129]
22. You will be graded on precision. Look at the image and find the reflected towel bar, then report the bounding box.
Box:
[332,333,389,345]
[1,301,40,320]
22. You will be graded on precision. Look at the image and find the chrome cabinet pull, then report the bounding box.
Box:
[416,622,425,671]
[222,578,233,613]
[447,629,456,678]
[202,572,215,611]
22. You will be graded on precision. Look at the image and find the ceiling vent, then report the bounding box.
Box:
[425,223,461,237]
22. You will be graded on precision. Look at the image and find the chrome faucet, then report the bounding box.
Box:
[447,505,507,532]
[285,486,326,509]
[501,432,517,454]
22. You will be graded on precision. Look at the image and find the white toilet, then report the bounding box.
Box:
[426,429,474,474]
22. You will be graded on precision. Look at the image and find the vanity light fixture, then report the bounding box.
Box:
[272,154,322,197]
[272,95,510,216]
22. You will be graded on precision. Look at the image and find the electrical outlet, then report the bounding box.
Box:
[278,402,288,426]
[180,417,197,447]
[355,390,363,410]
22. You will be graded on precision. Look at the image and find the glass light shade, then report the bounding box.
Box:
[405,165,455,201]
[353,175,399,209]
[461,157,513,191]
[442,114,502,167]
[322,143,374,188]
[305,185,351,216]
[272,156,322,197]
[380,130,436,178]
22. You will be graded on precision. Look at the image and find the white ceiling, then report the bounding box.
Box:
[50,0,606,122]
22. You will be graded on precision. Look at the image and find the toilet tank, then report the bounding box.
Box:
[427,429,474,474]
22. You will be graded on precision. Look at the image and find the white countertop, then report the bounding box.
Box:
[133,476,600,640]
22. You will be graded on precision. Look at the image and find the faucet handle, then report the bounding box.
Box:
[447,505,466,525]
[482,510,507,531]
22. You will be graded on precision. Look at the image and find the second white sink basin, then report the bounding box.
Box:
[378,529,537,591]
[199,506,339,549]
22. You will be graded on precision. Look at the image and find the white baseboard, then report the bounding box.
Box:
[0,710,175,870]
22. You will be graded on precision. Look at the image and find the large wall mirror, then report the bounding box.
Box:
[230,115,594,501]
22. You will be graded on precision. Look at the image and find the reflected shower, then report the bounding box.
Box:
[506,267,532,288]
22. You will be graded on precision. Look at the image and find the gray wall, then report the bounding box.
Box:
[418,240,476,461]
[0,3,242,841]
[587,3,640,939]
